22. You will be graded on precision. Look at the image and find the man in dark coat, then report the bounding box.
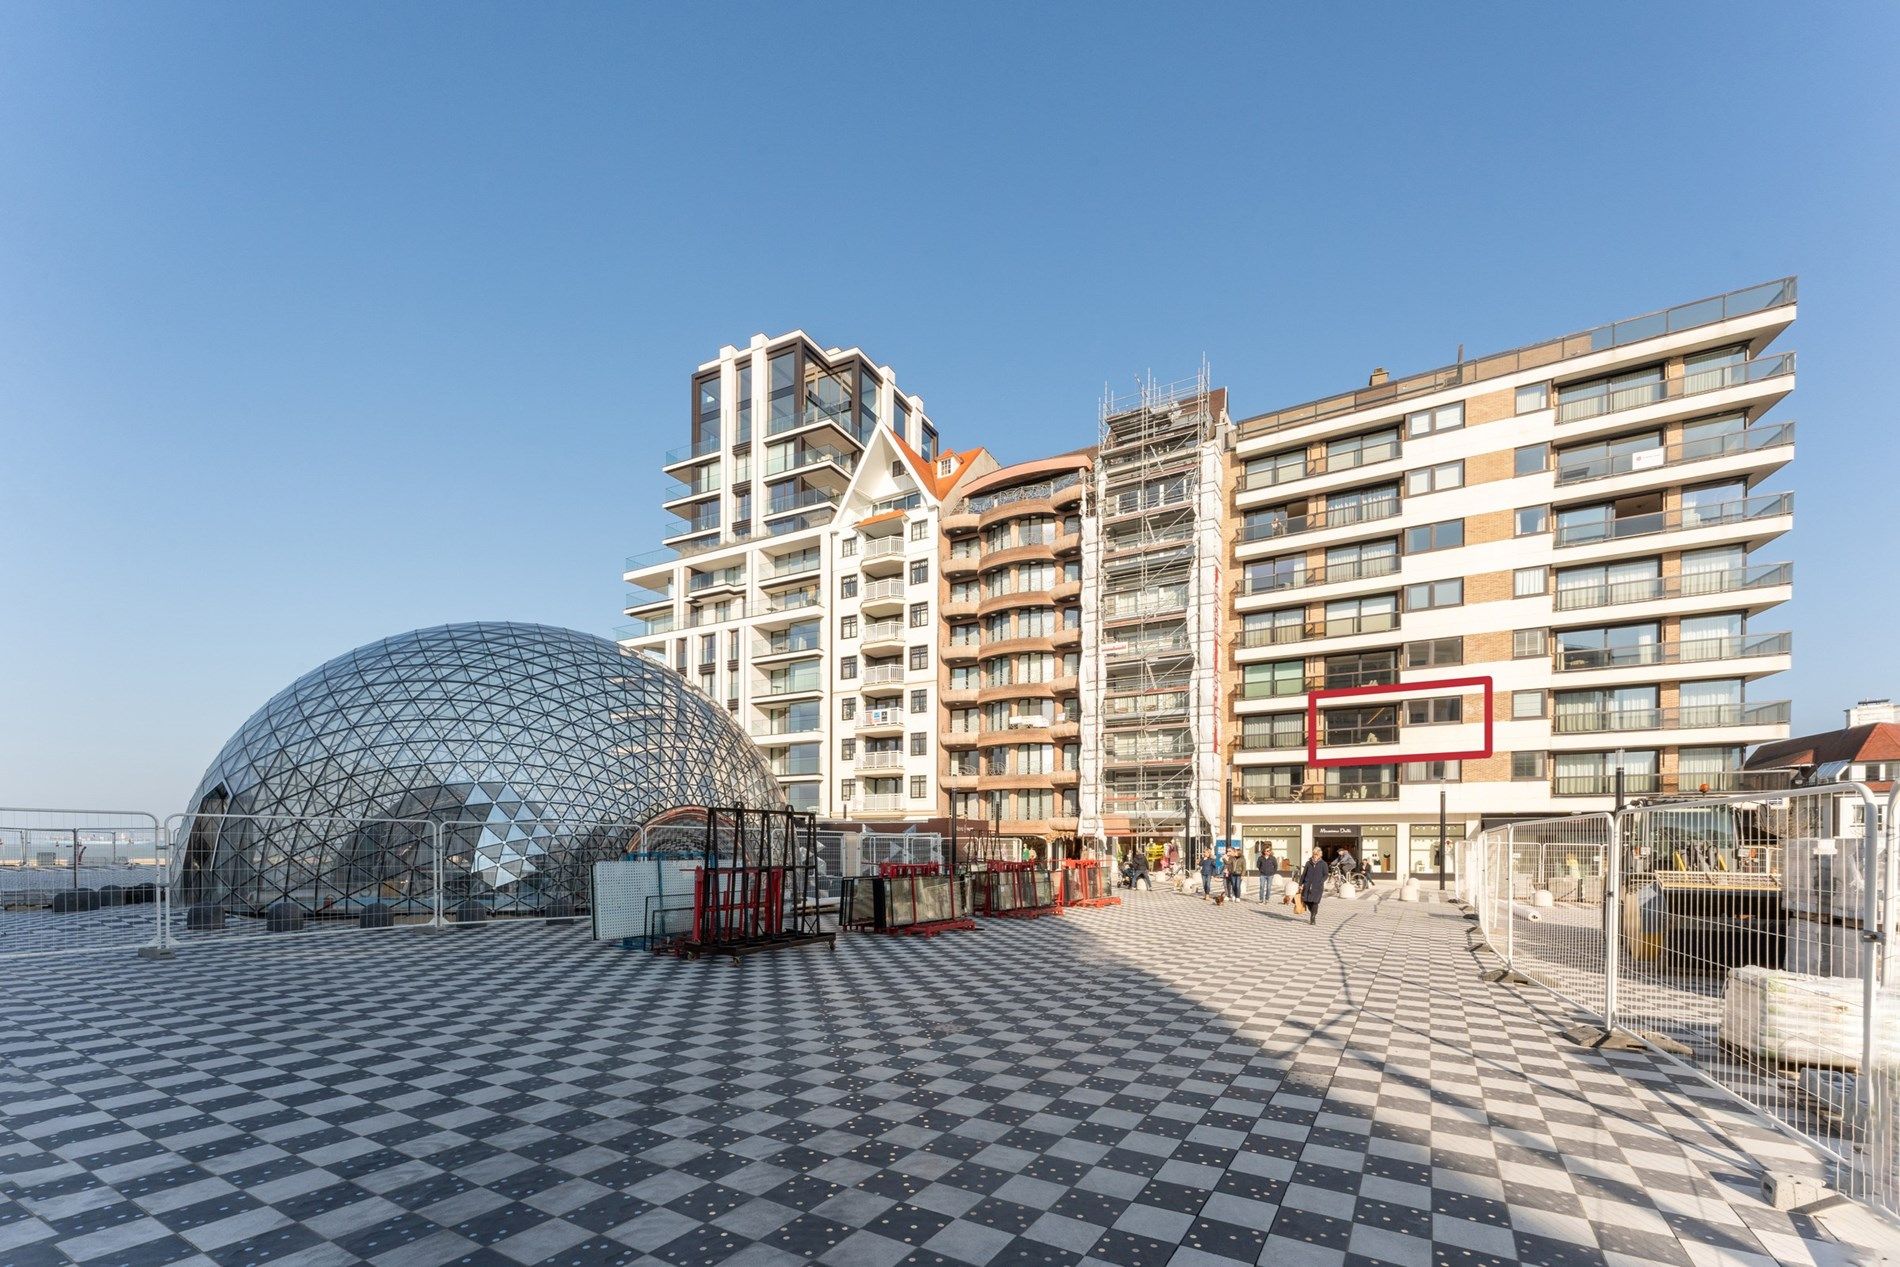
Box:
[1298,845,1328,925]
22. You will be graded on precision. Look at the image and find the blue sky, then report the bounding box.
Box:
[2,3,1895,812]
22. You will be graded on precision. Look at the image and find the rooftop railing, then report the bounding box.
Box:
[1235,277,1795,441]
[956,472,1085,516]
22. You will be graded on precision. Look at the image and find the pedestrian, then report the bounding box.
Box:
[1256,842,1278,903]
[1199,848,1217,899]
[1299,844,1328,925]
[1225,844,1244,900]
[1127,846,1149,892]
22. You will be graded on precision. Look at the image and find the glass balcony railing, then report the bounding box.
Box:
[1549,701,1791,734]
[1551,769,1790,797]
[1553,422,1794,485]
[623,585,670,609]
[1241,496,1400,543]
[1551,562,1791,611]
[765,487,837,518]
[1236,553,1399,597]
[1236,278,1795,441]
[1553,631,1791,672]
[1554,353,1794,424]
[663,436,722,464]
[765,444,857,479]
[1234,610,1398,648]
[614,616,674,640]
[1552,492,1792,548]
[1237,731,1306,751]
[1240,438,1403,492]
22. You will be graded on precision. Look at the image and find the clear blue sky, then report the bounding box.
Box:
[2,3,1895,813]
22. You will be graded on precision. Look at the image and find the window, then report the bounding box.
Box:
[1405,637,1463,669]
[841,698,856,721]
[1515,383,1549,414]
[1404,579,1463,611]
[1406,401,1464,437]
[1514,444,1548,476]
[1515,505,1549,536]
[841,538,857,559]
[909,645,929,670]
[909,520,928,541]
[839,779,855,804]
[910,561,929,585]
[1401,760,1462,782]
[1246,449,1305,488]
[910,689,928,714]
[1511,690,1546,720]
[840,615,857,638]
[910,732,928,756]
[839,655,858,680]
[1513,567,1547,597]
[909,602,930,628]
[1404,520,1463,553]
[1513,628,1546,659]
[699,634,716,665]
[1404,698,1462,725]
[1512,751,1546,780]
[1405,461,1464,496]
[839,576,858,598]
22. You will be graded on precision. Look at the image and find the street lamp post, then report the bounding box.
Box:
[1437,786,1447,892]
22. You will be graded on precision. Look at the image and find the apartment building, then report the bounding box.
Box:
[1091,375,1232,857]
[619,332,989,815]
[940,455,1092,850]
[1225,278,1797,877]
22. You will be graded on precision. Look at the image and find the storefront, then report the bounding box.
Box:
[1406,821,1466,879]
[1239,824,1301,874]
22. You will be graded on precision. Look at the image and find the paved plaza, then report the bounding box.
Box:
[0,890,1879,1267]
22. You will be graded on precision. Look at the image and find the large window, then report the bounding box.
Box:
[1405,401,1463,438]
[769,350,798,432]
[1404,520,1464,554]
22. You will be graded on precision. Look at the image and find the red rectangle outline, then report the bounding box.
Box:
[1305,675,1494,768]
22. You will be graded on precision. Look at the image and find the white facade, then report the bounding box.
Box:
[621,332,973,816]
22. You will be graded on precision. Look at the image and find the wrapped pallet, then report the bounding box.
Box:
[1719,965,1900,1070]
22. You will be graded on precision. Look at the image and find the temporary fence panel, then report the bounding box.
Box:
[163,813,442,947]
[971,861,1059,918]
[0,808,167,958]
[1462,785,1897,1222]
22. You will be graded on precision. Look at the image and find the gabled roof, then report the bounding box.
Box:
[1745,722,1900,771]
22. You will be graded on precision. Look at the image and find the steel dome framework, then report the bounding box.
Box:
[175,622,785,916]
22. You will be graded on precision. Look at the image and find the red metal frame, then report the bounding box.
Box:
[1305,675,1494,768]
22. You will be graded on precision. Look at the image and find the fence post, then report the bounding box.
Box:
[1603,810,1621,1034]
[1503,827,1517,975]
[431,824,445,930]
[1859,786,1882,1111]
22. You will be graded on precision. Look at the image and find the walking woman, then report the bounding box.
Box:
[1298,844,1328,925]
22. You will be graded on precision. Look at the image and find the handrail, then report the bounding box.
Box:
[1553,631,1791,671]
[1236,553,1399,596]
[1554,352,1794,424]
[1235,277,1795,441]
[1551,562,1790,611]
[1241,495,1400,542]
[1553,421,1794,484]
[1552,492,1792,547]
[1549,701,1791,734]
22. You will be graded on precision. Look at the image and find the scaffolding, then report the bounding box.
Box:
[1087,363,1227,858]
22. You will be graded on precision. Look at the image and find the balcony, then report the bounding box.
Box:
[662,476,722,507]
[856,750,905,771]
[1240,497,1400,545]
[1553,631,1792,672]
[1554,421,1795,486]
[1234,611,1398,649]
[752,675,823,702]
[860,620,906,654]
[944,638,979,664]
[1552,562,1792,612]
[762,553,822,586]
[752,634,821,662]
[856,709,906,736]
[861,663,906,687]
[623,584,671,613]
[857,793,908,815]
[1236,278,1797,443]
[686,566,746,595]
[945,547,980,576]
[942,728,979,748]
[764,444,856,482]
[860,576,907,615]
[1552,769,1791,797]
[1235,553,1399,599]
[764,487,837,520]
[1239,437,1402,493]
[859,536,907,575]
[944,596,979,619]
[1552,492,1792,549]
[767,402,857,441]
[750,718,821,740]
[1236,731,1306,752]
[1234,780,1399,804]
[942,684,979,705]
[665,508,722,542]
[1550,700,1791,735]
[662,436,722,468]
[1555,352,1794,425]
[614,615,674,640]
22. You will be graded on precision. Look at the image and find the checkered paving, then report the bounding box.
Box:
[0,892,1872,1266]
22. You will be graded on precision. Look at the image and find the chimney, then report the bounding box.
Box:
[1368,367,1389,386]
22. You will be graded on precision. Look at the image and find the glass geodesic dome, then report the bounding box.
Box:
[174,622,786,915]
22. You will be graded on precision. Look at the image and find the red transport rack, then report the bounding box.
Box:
[1057,858,1121,909]
[972,860,1060,919]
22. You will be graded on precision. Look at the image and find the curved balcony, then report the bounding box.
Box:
[945,550,980,577]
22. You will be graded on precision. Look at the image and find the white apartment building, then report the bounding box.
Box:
[1225,278,1798,877]
[620,332,987,816]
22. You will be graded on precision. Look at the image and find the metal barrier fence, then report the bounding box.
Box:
[1458,784,1897,1219]
[1,808,169,958]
